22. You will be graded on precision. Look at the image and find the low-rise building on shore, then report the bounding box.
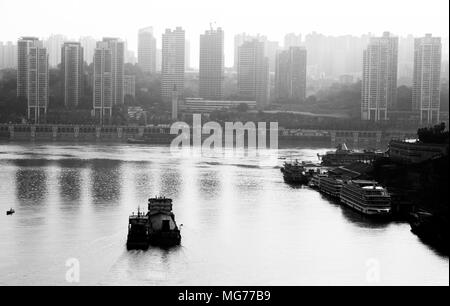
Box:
[388,140,449,164]
[180,98,256,115]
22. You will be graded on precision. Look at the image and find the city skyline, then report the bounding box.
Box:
[0,0,448,68]
[1,0,449,291]
[1,32,448,73]
[0,1,448,126]
[4,32,447,124]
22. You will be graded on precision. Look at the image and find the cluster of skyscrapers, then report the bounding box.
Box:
[3,28,446,125]
[145,26,305,108]
[362,32,443,124]
[15,36,127,123]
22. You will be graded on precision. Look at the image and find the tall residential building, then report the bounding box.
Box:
[124,75,136,98]
[361,32,398,121]
[275,47,307,103]
[264,40,280,73]
[237,40,270,108]
[161,27,185,102]
[61,42,84,108]
[412,34,442,124]
[171,85,178,120]
[284,33,302,49]
[27,46,49,123]
[234,34,278,72]
[100,38,124,105]
[79,36,96,65]
[398,35,415,83]
[0,42,17,69]
[44,34,66,67]
[125,47,136,64]
[442,37,449,75]
[185,40,191,71]
[156,48,162,72]
[304,32,370,78]
[138,27,156,73]
[199,27,224,100]
[93,44,113,122]
[17,37,40,99]
[233,33,267,70]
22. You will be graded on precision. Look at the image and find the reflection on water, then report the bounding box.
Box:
[160,168,182,199]
[90,160,122,205]
[234,169,262,197]
[317,193,391,229]
[15,169,47,204]
[59,168,82,202]
[134,169,154,200]
[103,246,188,285]
[0,143,448,286]
[198,169,221,200]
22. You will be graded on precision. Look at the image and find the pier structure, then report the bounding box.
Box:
[281,128,416,148]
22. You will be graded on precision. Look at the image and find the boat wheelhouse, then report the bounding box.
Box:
[127,208,149,249]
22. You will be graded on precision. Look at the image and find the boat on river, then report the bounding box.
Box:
[127,197,181,249]
[318,143,383,166]
[340,180,391,216]
[280,160,309,185]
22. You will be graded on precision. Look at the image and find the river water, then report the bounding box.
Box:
[0,143,448,285]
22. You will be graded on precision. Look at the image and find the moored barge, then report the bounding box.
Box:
[318,143,383,166]
[340,180,391,216]
[318,176,344,198]
[280,160,309,185]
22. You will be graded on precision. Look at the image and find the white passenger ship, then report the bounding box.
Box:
[340,180,391,216]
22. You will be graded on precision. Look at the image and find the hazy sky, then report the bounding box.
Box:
[1,0,449,67]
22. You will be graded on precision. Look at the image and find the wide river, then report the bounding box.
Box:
[0,143,448,285]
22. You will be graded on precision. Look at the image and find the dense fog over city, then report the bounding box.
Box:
[0,0,449,290]
[0,0,448,67]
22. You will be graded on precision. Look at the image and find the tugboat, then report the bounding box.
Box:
[6,208,15,216]
[280,160,308,185]
[126,197,181,250]
[127,207,149,250]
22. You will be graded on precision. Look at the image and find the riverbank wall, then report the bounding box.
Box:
[0,124,418,149]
